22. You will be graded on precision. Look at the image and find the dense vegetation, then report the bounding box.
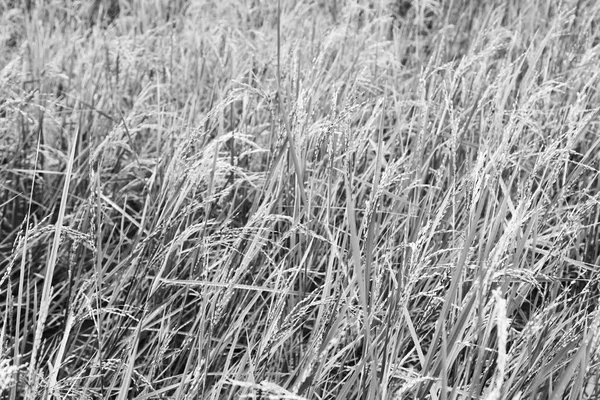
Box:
[1,0,600,399]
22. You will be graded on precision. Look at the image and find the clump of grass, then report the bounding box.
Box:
[1,0,600,399]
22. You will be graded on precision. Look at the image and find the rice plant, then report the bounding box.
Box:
[1,0,599,399]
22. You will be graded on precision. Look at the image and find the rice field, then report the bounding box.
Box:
[1,1,600,399]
